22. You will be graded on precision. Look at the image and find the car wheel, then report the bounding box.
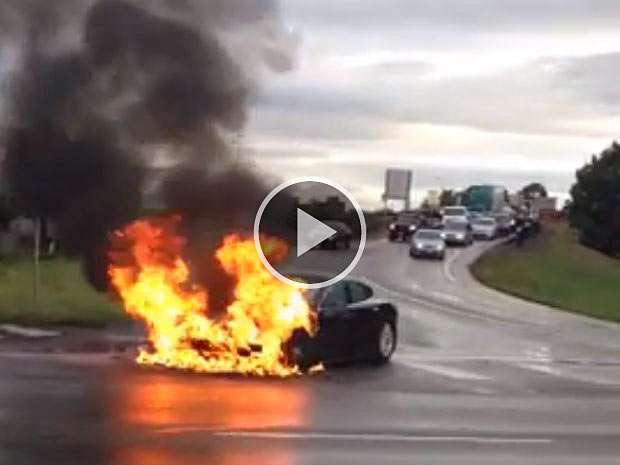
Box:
[372,322,396,364]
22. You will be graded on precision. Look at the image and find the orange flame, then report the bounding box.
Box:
[108,216,316,377]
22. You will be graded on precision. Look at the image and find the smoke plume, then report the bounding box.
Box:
[0,0,296,295]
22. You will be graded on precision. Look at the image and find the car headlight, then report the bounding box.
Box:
[415,243,423,249]
[389,224,396,231]
[408,225,416,231]
[456,233,465,240]
[436,244,444,251]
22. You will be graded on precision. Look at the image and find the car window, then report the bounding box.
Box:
[445,221,467,230]
[416,230,441,240]
[444,207,466,216]
[348,282,372,303]
[397,213,418,223]
[321,282,349,307]
[325,221,352,234]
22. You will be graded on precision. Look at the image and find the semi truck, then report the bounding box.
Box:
[462,185,508,215]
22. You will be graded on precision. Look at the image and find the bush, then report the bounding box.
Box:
[569,142,620,257]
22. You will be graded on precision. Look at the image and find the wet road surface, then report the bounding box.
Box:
[2,239,620,464]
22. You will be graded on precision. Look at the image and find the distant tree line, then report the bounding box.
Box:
[520,182,548,200]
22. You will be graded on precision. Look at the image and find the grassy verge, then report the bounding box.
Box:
[471,221,620,322]
[0,255,126,327]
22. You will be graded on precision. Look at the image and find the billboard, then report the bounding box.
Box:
[384,169,412,201]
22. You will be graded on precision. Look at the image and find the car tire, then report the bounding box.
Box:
[371,321,396,364]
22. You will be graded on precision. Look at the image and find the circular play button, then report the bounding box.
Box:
[254,177,366,289]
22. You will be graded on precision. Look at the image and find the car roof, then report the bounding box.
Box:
[287,273,365,287]
[324,220,352,231]
[444,220,468,228]
[415,228,442,235]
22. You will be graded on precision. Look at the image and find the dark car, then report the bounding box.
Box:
[286,276,398,371]
[316,220,353,249]
[388,211,420,241]
[442,219,474,246]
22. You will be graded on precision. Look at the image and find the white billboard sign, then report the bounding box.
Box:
[384,169,412,201]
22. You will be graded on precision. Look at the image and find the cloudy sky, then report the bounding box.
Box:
[245,0,620,208]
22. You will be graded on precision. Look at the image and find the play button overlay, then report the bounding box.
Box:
[254,177,366,289]
[296,209,337,257]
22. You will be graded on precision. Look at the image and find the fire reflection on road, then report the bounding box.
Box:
[107,367,312,464]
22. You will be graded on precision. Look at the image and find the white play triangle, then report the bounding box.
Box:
[296,209,337,257]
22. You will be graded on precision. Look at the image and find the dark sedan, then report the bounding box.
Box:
[286,276,398,371]
[388,211,420,241]
[317,220,353,249]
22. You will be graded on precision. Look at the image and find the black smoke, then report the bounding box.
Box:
[0,0,296,297]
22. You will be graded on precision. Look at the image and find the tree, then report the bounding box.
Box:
[439,189,458,207]
[521,182,548,200]
[0,195,17,230]
[569,142,620,257]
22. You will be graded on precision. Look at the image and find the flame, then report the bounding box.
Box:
[108,216,316,377]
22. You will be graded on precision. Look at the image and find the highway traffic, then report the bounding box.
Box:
[3,237,620,465]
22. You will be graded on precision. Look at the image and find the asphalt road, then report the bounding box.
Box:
[3,238,620,464]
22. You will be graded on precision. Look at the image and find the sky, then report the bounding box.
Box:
[245,0,620,209]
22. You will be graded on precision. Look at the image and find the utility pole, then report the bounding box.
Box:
[32,217,41,302]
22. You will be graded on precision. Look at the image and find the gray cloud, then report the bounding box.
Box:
[255,52,620,140]
[288,0,620,33]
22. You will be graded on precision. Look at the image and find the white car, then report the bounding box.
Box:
[442,206,469,225]
[471,217,498,240]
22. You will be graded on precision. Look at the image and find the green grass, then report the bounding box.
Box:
[471,222,620,322]
[0,255,127,327]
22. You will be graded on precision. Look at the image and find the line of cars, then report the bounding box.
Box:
[388,207,516,261]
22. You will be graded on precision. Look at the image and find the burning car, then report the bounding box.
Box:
[108,216,397,377]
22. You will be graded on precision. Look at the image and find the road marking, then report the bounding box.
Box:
[431,291,462,304]
[209,431,552,445]
[516,363,620,386]
[443,250,460,283]
[357,275,529,326]
[395,358,491,381]
[394,349,554,364]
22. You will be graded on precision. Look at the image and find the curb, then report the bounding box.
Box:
[0,324,62,339]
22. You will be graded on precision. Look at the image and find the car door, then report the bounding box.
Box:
[318,281,355,361]
[346,282,377,356]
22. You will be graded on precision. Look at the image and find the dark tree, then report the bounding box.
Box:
[0,195,17,230]
[521,182,548,200]
[439,189,458,207]
[569,142,620,257]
